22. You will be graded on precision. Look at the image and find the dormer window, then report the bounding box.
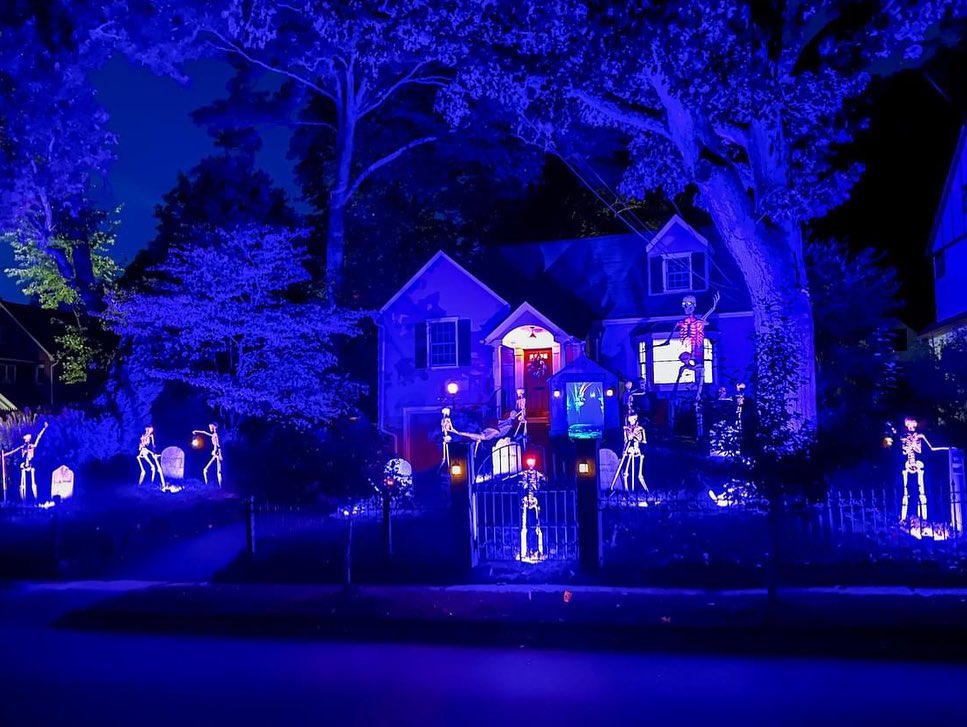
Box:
[650,251,707,294]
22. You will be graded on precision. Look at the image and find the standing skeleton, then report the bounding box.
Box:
[137,425,167,489]
[520,460,545,561]
[3,422,48,503]
[656,292,719,436]
[611,412,648,493]
[898,417,947,523]
[440,407,454,468]
[512,389,527,443]
[192,423,223,487]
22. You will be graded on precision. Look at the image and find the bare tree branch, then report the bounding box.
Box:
[570,89,672,141]
[346,136,436,201]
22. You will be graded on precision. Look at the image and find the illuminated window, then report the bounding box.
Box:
[427,319,458,367]
[638,340,648,380]
[663,254,692,291]
[650,335,713,385]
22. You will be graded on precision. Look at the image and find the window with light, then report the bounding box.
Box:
[645,336,713,385]
[663,254,692,291]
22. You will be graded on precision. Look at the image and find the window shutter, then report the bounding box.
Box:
[457,319,472,366]
[414,321,427,369]
[691,252,707,291]
[649,256,664,294]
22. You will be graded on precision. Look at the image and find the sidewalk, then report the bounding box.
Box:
[34,580,967,662]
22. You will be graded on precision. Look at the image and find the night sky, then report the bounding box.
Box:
[2,42,965,330]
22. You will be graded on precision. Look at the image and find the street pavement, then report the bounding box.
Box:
[2,581,967,726]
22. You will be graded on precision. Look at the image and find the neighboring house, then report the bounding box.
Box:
[378,215,755,472]
[923,125,967,348]
[0,300,61,410]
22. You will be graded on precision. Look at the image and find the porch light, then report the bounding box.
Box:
[605,388,614,397]
[553,389,562,398]
[577,460,592,475]
[446,381,459,395]
[450,463,463,477]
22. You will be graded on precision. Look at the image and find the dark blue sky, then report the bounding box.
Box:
[0,56,299,300]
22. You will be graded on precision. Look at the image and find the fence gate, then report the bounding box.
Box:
[473,478,578,563]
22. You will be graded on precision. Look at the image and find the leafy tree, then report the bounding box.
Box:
[3,209,121,383]
[107,224,366,430]
[152,0,478,302]
[807,239,901,457]
[447,0,966,436]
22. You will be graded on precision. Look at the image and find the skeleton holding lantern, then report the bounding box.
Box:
[192,423,223,487]
[896,417,948,523]
[611,411,648,493]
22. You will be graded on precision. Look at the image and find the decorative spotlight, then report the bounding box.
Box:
[525,456,537,469]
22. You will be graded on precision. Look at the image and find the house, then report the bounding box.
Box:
[923,125,967,348]
[0,300,61,410]
[377,215,755,473]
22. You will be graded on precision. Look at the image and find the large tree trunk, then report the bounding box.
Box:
[326,74,357,304]
[702,168,817,434]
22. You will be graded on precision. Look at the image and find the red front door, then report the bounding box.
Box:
[523,348,552,419]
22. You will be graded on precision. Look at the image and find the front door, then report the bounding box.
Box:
[523,348,552,419]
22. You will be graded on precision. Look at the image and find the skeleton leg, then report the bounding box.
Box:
[138,455,147,486]
[609,452,628,492]
[147,455,157,484]
[203,455,217,485]
[20,469,27,502]
[622,455,632,493]
[535,516,543,558]
[636,455,648,492]
[154,453,167,490]
[30,469,37,501]
[215,456,223,487]
[520,503,527,559]
[916,468,928,520]
[900,470,909,521]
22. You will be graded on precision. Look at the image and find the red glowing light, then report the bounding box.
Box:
[525,457,536,468]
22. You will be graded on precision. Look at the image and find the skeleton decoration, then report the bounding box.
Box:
[897,417,948,523]
[610,412,648,493]
[3,422,49,503]
[440,407,454,468]
[192,423,223,487]
[656,291,720,435]
[519,460,544,562]
[136,425,167,489]
[513,389,527,442]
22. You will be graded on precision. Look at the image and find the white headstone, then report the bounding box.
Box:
[51,465,74,500]
[160,446,185,480]
[598,448,620,491]
[492,437,522,476]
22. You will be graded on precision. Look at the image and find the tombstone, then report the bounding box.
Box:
[51,465,74,500]
[598,448,620,492]
[160,446,185,481]
[492,437,522,477]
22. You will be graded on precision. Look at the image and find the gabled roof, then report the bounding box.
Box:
[483,301,578,345]
[380,250,508,314]
[927,125,967,255]
[548,353,620,384]
[0,300,59,358]
[645,214,708,252]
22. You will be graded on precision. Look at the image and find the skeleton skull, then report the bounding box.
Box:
[682,295,697,314]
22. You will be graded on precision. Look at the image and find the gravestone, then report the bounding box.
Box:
[51,465,74,500]
[598,448,619,492]
[492,437,522,477]
[160,446,185,480]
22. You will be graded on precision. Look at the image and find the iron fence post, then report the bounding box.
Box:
[245,495,256,555]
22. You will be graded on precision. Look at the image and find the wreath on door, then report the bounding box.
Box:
[527,356,549,379]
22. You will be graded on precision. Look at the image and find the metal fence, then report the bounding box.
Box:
[474,481,578,563]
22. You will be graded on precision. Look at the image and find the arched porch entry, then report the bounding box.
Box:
[484,303,582,422]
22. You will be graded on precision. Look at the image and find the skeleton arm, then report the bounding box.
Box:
[33,422,49,447]
[192,430,213,439]
[921,435,949,452]
[701,291,721,322]
[3,445,24,458]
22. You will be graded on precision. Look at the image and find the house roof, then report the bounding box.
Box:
[548,353,620,384]
[0,300,63,358]
[483,302,580,345]
[920,309,967,339]
[927,124,967,255]
[380,250,508,314]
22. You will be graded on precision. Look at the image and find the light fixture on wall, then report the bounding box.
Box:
[529,326,538,339]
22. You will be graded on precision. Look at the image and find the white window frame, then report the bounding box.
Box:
[663,253,693,292]
[637,340,649,381]
[426,317,460,369]
[649,334,713,386]
[0,363,16,384]
[35,364,45,384]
